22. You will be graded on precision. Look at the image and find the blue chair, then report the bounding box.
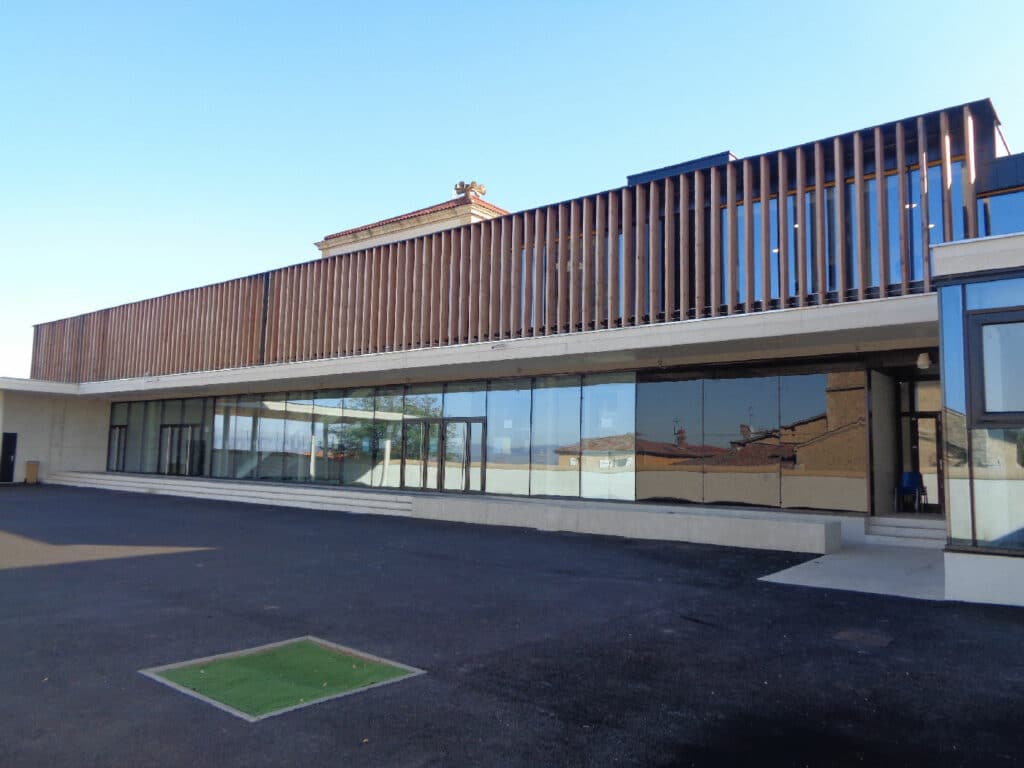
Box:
[894,471,928,513]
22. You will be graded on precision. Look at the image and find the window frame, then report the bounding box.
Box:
[967,306,1024,427]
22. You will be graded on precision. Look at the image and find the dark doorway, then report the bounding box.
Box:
[1,433,17,483]
[896,379,944,514]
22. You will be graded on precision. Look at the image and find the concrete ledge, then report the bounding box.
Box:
[46,472,412,516]
[945,550,1024,607]
[413,495,842,554]
[47,472,843,554]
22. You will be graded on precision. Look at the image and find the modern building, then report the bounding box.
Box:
[3,99,1023,603]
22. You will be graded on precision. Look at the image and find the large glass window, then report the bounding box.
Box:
[106,370,871,514]
[211,397,233,478]
[636,376,704,502]
[124,401,145,473]
[530,375,581,497]
[580,373,635,500]
[402,386,442,490]
[970,427,1024,550]
[312,391,344,484]
[981,189,1024,237]
[940,286,971,542]
[140,400,161,473]
[443,382,486,492]
[372,387,403,488]
[256,394,287,481]
[230,396,260,479]
[284,393,315,482]
[485,379,531,495]
[341,389,375,487]
[703,376,780,506]
[968,311,1024,424]
[780,372,868,512]
[107,402,128,472]
[981,322,1024,413]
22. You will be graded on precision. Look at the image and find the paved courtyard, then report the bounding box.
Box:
[1,485,1021,767]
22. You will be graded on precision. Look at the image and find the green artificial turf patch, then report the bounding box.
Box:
[144,637,422,721]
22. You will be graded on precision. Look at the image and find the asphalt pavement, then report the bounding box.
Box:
[1,484,1021,767]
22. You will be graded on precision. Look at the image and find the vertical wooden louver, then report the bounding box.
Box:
[29,105,987,383]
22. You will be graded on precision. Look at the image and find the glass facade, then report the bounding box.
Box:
[635,370,868,510]
[941,274,1024,552]
[108,367,873,511]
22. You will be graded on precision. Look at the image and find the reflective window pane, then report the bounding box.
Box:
[341,389,375,487]
[284,393,315,482]
[485,379,531,496]
[312,391,344,484]
[211,397,233,478]
[780,372,867,512]
[123,399,145,473]
[530,375,581,497]
[231,396,260,479]
[982,322,1024,412]
[256,394,287,481]
[372,388,403,488]
[970,427,1024,549]
[636,376,704,502]
[580,373,635,500]
[444,382,485,492]
[966,277,1024,311]
[981,189,1024,237]
[703,376,780,506]
[111,402,128,426]
[140,401,161,473]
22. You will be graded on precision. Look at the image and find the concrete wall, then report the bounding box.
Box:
[0,392,109,482]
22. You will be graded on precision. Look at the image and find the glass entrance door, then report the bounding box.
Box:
[402,419,441,491]
[443,420,469,492]
[402,417,483,492]
[158,425,204,476]
[897,379,944,514]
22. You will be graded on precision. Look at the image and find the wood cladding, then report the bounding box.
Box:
[32,108,980,383]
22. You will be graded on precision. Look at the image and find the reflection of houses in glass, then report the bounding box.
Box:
[636,372,868,510]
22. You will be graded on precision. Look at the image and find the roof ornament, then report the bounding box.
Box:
[454,180,486,199]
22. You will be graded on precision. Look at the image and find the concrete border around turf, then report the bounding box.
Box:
[139,635,426,723]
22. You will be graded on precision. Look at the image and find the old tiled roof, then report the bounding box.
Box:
[322,196,509,241]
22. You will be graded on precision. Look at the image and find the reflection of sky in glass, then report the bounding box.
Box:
[940,286,966,414]
[780,374,827,425]
[703,377,779,447]
[983,190,1024,237]
[486,381,531,462]
[636,379,702,445]
[983,323,1024,412]
[531,377,580,457]
[444,383,486,417]
[582,374,634,440]
[966,276,1024,311]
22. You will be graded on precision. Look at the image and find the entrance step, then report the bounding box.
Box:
[46,472,413,516]
[864,516,946,549]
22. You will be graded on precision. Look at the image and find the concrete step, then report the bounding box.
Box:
[864,517,946,549]
[862,533,946,549]
[866,524,946,540]
[46,472,413,515]
[867,516,946,530]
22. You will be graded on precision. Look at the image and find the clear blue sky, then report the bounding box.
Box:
[1,0,1020,377]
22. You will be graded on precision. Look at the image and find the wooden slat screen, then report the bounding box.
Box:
[30,108,983,383]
